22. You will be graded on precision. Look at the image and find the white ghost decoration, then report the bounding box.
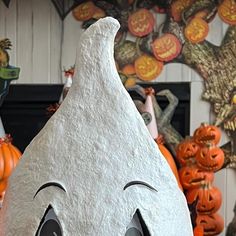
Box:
[0,17,193,236]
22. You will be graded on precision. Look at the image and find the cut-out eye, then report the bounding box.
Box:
[125,209,150,236]
[36,205,63,236]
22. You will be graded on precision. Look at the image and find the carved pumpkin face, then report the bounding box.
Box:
[186,185,222,215]
[0,18,193,236]
[196,213,224,235]
[152,33,182,62]
[134,54,163,81]
[184,17,209,43]
[176,138,199,166]
[128,8,155,37]
[196,146,225,172]
[193,123,221,146]
[179,165,214,190]
[218,0,236,25]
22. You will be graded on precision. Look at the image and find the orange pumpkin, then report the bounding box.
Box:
[176,138,199,166]
[193,123,221,146]
[218,0,236,25]
[158,143,183,191]
[184,17,209,43]
[152,33,182,62]
[196,146,225,172]
[0,136,21,181]
[134,54,163,81]
[179,165,214,190]
[72,1,96,21]
[186,184,222,215]
[196,213,224,235]
[171,0,194,22]
[128,9,155,37]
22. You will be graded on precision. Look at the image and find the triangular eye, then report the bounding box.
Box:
[36,205,63,236]
[125,209,150,236]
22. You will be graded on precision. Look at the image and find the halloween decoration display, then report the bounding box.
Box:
[59,0,236,168]
[226,201,236,236]
[0,18,193,235]
[176,123,225,235]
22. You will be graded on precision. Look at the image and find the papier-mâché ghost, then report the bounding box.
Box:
[0,17,193,236]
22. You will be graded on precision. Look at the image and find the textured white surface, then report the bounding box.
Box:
[0,17,193,236]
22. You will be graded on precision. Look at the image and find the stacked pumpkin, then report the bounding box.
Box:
[0,134,21,207]
[176,123,225,236]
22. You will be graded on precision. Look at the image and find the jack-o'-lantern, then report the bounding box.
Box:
[184,17,209,43]
[193,123,221,146]
[186,184,222,215]
[196,146,225,172]
[134,54,163,81]
[152,33,182,62]
[218,0,236,25]
[179,165,214,190]
[0,18,193,236]
[128,9,155,37]
[72,1,96,21]
[196,213,224,235]
[176,138,199,166]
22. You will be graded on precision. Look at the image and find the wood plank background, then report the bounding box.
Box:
[0,1,235,234]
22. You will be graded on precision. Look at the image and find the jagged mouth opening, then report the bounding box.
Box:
[199,135,216,142]
[198,207,215,214]
[190,178,205,184]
